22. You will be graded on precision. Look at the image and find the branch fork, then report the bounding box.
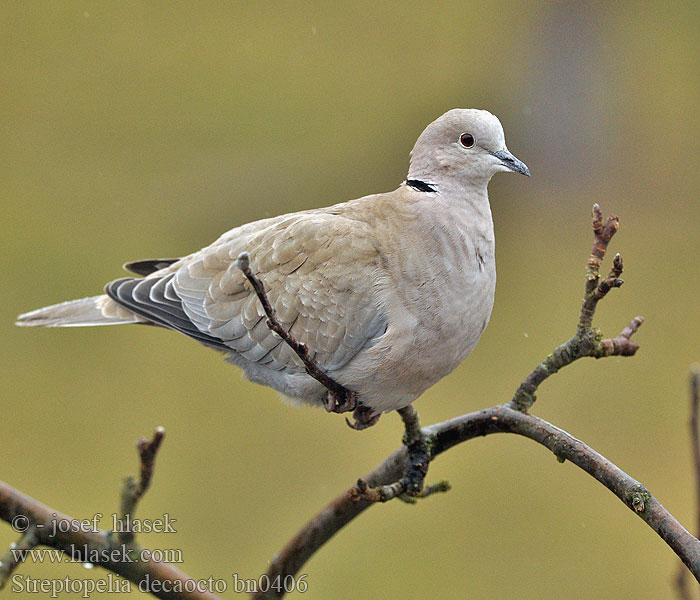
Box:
[350,406,450,503]
[511,204,643,412]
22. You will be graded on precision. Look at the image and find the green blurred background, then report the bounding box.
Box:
[2,2,699,598]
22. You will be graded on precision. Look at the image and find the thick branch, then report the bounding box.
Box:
[351,406,449,503]
[255,404,700,599]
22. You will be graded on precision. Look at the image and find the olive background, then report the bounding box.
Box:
[2,2,699,598]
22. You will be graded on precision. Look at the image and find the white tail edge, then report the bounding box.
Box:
[16,295,138,328]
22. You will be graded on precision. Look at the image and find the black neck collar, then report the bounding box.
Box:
[406,179,438,193]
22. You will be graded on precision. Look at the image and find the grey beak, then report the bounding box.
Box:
[490,149,530,177]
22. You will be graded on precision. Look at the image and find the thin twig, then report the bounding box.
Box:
[237,252,368,423]
[675,366,700,600]
[692,367,700,537]
[592,253,624,301]
[0,429,221,600]
[675,566,694,600]
[511,204,643,411]
[580,204,620,330]
[0,526,38,588]
[118,426,165,544]
[595,315,645,357]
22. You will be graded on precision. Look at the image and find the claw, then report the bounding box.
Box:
[326,389,358,414]
[345,405,381,430]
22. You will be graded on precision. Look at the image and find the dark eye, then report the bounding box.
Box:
[459,133,475,148]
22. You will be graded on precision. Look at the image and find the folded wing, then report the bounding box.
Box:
[106,212,386,375]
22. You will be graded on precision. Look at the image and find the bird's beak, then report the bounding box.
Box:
[490,149,530,177]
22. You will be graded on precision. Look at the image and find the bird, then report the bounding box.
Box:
[16,108,529,427]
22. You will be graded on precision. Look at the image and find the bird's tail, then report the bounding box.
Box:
[16,295,139,328]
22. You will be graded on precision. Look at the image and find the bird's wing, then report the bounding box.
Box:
[107,211,386,374]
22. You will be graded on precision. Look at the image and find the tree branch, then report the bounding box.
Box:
[118,426,165,545]
[351,406,450,503]
[0,428,222,600]
[0,525,38,586]
[254,404,700,599]
[511,203,642,412]
[691,367,700,538]
[675,365,700,600]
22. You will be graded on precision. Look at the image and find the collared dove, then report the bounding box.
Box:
[17,109,529,421]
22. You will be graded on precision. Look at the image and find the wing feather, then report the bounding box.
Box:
[107,211,386,376]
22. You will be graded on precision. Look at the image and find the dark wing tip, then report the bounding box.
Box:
[123,258,181,277]
[105,275,230,350]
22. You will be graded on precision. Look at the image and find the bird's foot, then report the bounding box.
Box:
[324,389,381,430]
[324,388,358,414]
[345,405,381,430]
[349,405,450,502]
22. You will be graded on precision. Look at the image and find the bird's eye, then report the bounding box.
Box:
[459,133,475,148]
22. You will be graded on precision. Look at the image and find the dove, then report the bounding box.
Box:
[16,108,529,426]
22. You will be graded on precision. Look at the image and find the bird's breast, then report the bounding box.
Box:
[410,229,494,364]
[375,207,496,379]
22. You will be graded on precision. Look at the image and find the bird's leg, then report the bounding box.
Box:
[351,405,450,502]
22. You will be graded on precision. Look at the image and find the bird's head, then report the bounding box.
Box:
[408,108,529,191]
